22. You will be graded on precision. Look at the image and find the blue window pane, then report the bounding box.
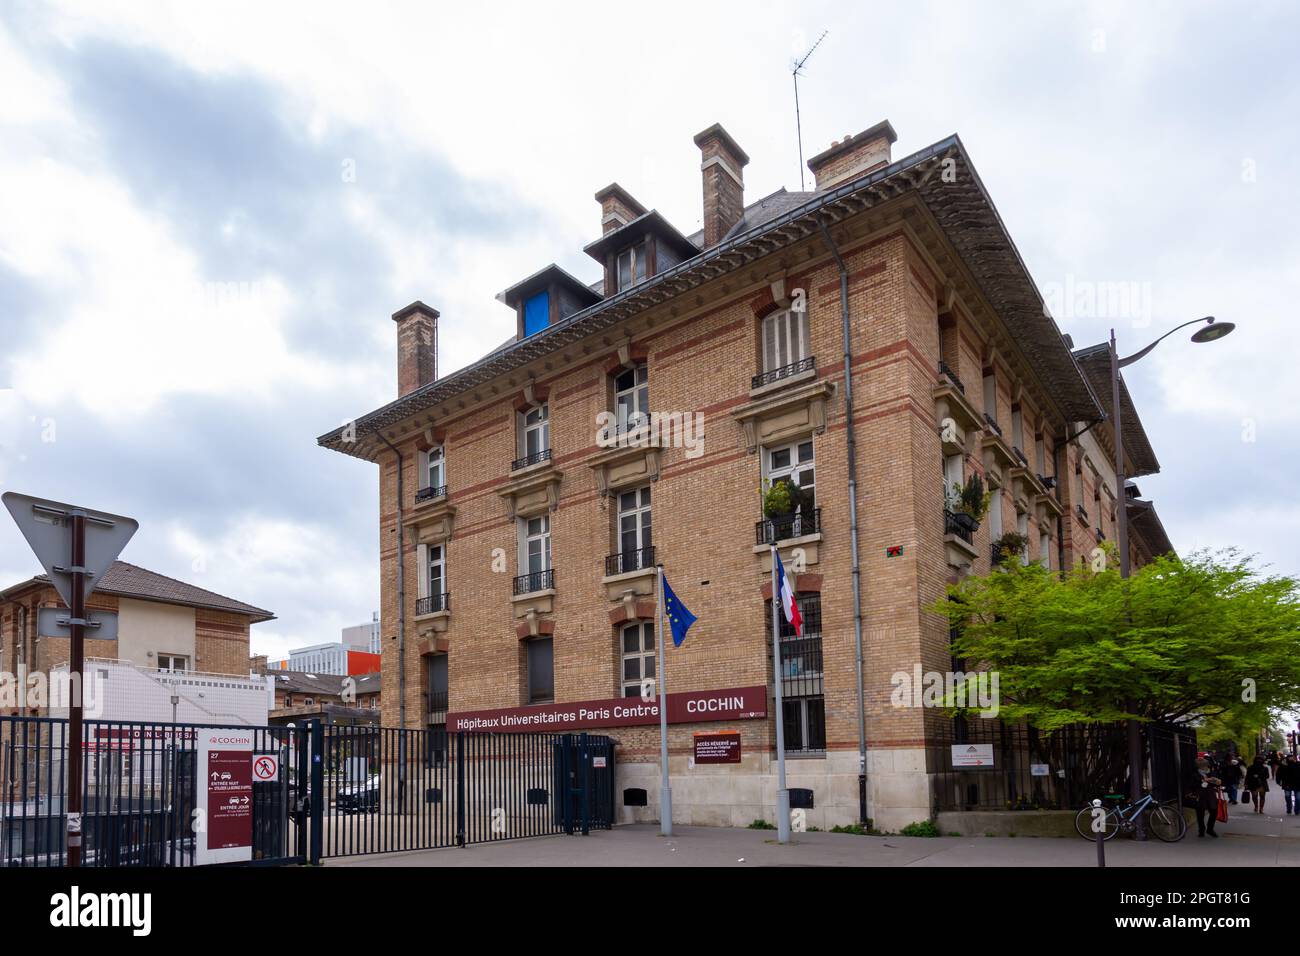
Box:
[524,291,549,337]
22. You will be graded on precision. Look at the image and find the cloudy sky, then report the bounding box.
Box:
[1,0,1295,661]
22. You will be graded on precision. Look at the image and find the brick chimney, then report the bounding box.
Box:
[393,300,438,396]
[594,183,646,234]
[694,123,749,248]
[806,120,897,191]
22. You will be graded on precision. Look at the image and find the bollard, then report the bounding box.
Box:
[1093,798,1106,868]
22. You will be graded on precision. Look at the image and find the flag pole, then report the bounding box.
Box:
[656,563,672,836]
[771,544,791,843]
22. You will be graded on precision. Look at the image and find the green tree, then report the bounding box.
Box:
[933,549,1300,731]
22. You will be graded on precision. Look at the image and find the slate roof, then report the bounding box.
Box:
[319,133,1103,460]
[0,560,275,623]
[1072,344,1161,478]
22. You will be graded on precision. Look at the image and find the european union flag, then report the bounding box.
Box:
[662,574,697,647]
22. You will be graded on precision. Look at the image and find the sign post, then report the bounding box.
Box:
[2,493,138,867]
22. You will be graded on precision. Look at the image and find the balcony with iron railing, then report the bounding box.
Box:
[752,355,816,390]
[937,360,965,394]
[415,484,447,503]
[511,448,552,471]
[427,689,448,719]
[513,568,555,595]
[416,592,450,616]
[982,413,1003,438]
[605,546,655,577]
[944,508,974,545]
[755,508,821,545]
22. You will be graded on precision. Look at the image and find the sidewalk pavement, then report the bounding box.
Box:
[328,785,1300,868]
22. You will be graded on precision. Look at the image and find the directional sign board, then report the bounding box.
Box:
[951,743,995,768]
[3,492,138,608]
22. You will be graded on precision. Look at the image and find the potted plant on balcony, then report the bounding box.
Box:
[992,531,1029,564]
[762,478,794,519]
[762,478,816,541]
[949,472,989,533]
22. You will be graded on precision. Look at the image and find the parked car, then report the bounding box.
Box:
[334,776,380,814]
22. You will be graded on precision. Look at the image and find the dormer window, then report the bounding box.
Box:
[762,308,810,374]
[617,242,649,291]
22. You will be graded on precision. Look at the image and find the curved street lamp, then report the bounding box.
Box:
[1109,315,1234,838]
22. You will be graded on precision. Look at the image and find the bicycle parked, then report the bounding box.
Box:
[1073,792,1188,842]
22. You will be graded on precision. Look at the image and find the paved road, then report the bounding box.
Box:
[328,784,1300,867]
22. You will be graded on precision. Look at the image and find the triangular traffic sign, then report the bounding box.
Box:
[2,492,138,608]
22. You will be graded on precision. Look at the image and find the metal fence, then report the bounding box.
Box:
[929,720,1196,813]
[1,716,307,867]
[1,715,615,866]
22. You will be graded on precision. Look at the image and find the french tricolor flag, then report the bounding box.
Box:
[774,550,802,637]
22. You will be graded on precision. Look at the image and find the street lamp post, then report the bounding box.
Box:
[1109,315,1234,839]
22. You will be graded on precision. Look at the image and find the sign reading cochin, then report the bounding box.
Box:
[447,685,767,733]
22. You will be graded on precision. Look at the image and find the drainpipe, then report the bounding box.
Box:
[818,219,869,826]
[376,432,407,730]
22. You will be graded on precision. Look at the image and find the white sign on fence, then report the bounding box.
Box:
[951,743,995,768]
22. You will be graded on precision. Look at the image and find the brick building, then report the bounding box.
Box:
[1,561,274,724]
[318,119,1173,829]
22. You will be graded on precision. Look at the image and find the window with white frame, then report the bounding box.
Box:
[519,514,552,576]
[766,440,816,506]
[616,242,648,291]
[617,486,652,566]
[613,364,649,434]
[157,654,189,673]
[621,621,656,698]
[1016,512,1030,565]
[761,308,811,373]
[520,403,549,459]
[425,445,445,492]
[1040,528,1051,567]
[425,544,445,601]
[988,489,1003,538]
[982,370,997,422]
[943,453,964,506]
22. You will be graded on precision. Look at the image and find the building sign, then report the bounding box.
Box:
[951,743,995,768]
[693,730,741,764]
[447,685,767,733]
[196,729,254,865]
[1030,763,1050,777]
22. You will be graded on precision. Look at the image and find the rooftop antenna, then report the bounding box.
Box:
[792,30,828,191]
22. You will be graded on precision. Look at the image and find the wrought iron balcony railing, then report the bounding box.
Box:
[755,508,821,545]
[415,484,447,503]
[416,592,449,615]
[983,413,1003,437]
[937,360,965,393]
[944,508,974,545]
[1012,446,1029,467]
[752,355,816,390]
[605,546,655,576]
[513,569,555,595]
[427,690,448,716]
[511,448,552,471]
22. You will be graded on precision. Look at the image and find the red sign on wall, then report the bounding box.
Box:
[447,685,767,733]
[693,730,742,764]
[207,750,253,850]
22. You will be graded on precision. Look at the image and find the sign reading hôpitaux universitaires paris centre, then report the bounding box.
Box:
[446,685,767,733]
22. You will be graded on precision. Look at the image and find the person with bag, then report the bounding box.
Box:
[1279,755,1300,814]
[1191,758,1223,838]
[1246,754,1271,813]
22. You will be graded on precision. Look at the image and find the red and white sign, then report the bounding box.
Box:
[196,730,254,865]
[447,685,767,733]
[252,753,280,782]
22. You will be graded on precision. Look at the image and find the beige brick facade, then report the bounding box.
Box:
[324,121,1168,830]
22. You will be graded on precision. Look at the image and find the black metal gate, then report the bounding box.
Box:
[2,716,615,866]
[314,724,615,859]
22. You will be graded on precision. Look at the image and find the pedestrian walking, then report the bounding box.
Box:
[1246,754,1271,813]
[1280,755,1300,814]
[1221,754,1244,804]
[1189,758,1222,838]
